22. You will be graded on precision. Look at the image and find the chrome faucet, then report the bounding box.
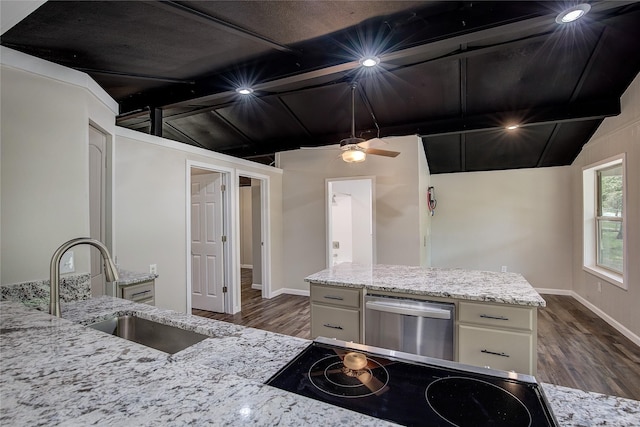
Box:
[50,237,119,317]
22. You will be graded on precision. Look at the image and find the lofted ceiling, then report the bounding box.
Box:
[2,1,639,173]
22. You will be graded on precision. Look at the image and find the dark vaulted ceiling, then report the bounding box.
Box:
[2,1,639,173]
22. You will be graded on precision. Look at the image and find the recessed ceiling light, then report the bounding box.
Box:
[236,87,254,95]
[359,56,380,67]
[506,124,520,130]
[555,4,591,24]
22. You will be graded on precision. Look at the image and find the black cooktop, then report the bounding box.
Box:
[266,338,558,427]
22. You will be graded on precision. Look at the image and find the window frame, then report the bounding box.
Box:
[582,154,627,289]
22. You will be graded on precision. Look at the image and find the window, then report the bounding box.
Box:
[583,154,626,288]
[596,165,623,273]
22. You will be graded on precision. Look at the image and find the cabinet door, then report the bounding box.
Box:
[458,325,534,374]
[459,301,533,331]
[310,284,361,308]
[121,281,155,304]
[311,303,360,342]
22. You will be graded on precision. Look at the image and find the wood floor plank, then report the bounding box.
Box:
[193,270,640,400]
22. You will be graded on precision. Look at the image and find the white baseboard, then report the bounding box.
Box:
[270,287,310,298]
[535,288,572,296]
[537,288,640,347]
[570,292,640,347]
[251,284,262,291]
[240,264,253,269]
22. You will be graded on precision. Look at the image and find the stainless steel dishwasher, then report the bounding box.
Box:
[365,294,454,360]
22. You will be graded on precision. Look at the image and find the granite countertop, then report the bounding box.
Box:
[115,268,158,286]
[305,263,546,307]
[2,297,639,426]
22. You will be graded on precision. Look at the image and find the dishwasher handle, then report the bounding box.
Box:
[365,300,451,319]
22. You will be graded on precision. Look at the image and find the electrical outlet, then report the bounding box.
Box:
[597,282,602,292]
[501,266,508,273]
[149,264,157,275]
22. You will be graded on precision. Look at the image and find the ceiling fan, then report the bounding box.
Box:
[338,83,400,163]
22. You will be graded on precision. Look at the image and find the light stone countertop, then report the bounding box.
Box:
[1,298,392,426]
[115,268,158,286]
[305,263,547,307]
[2,297,639,426]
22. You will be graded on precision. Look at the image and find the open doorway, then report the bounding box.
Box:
[238,176,263,310]
[187,162,271,316]
[326,177,375,267]
[233,170,270,313]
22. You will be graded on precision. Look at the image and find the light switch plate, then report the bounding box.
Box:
[60,251,75,274]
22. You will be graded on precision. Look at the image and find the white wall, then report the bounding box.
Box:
[0,47,284,315]
[430,166,573,291]
[570,73,640,340]
[1,47,118,284]
[0,1,46,35]
[277,135,428,292]
[113,128,283,313]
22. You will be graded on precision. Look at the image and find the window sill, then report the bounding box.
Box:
[583,265,625,289]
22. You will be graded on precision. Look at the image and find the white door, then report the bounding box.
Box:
[191,172,225,312]
[89,125,106,296]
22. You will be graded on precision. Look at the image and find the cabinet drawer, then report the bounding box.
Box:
[459,301,533,331]
[310,284,361,309]
[121,281,155,303]
[311,303,360,342]
[458,325,534,374]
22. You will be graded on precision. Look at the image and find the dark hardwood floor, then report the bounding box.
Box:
[193,269,640,401]
[536,294,640,400]
[192,269,310,338]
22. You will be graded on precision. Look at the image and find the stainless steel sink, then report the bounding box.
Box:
[88,315,208,354]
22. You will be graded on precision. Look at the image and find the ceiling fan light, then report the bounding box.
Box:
[359,56,380,67]
[555,4,590,24]
[342,149,366,163]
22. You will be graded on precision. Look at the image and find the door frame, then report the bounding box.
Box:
[186,160,234,314]
[234,169,271,311]
[326,176,376,268]
[88,123,108,296]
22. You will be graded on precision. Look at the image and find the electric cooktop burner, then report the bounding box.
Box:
[426,377,532,426]
[266,338,558,427]
[309,353,389,398]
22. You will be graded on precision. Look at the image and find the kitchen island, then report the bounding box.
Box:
[306,263,546,375]
[1,297,639,426]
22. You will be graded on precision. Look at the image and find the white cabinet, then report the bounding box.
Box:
[457,301,537,375]
[310,283,362,342]
[119,280,155,305]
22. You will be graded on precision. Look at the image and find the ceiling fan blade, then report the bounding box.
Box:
[356,138,385,149]
[364,147,400,157]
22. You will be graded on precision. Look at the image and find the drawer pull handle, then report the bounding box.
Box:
[131,290,152,298]
[480,314,509,321]
[323,295,344,301]
[481,349,510,358]
[323,323,344,330]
